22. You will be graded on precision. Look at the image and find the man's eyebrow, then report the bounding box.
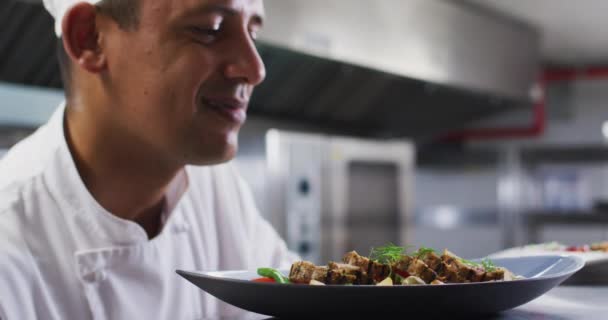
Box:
[185,4,265,26]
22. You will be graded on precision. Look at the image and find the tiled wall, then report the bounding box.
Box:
[0,82,62,128]
[415,78,608,252]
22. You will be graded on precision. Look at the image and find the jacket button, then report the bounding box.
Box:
[97,270,107,282]
[172,222,190,233]
[82,270,107,283]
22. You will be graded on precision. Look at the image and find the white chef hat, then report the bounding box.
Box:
[43,0,102,37]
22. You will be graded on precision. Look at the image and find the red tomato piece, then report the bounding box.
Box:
[566,245,591,252]
[395,270,410,279]
[252,277,276,283]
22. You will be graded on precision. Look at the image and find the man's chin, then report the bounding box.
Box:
[186,145,238,166]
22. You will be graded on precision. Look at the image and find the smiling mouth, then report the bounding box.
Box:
[200,96,248,125]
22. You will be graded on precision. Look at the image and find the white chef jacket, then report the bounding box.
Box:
[0,103,298,320]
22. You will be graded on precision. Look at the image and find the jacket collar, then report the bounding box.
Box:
[43,103,190,246]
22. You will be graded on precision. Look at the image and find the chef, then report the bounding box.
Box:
[0,0,297,319]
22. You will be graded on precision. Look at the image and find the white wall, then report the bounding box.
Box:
[469,79,608,146]
[420,78,608,249]
[0,82,63,127]
[497,79,608,215]
[409,226,503,259]
[538,79,608,145]
[416,167,499,208]
[412,166,504,258]
[411,80,607,255]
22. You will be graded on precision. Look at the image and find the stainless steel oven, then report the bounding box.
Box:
[261,130,415,263]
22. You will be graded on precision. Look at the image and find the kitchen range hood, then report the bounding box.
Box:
[249,0,541,139]
[1,0,540,139]
[0,0,62,89]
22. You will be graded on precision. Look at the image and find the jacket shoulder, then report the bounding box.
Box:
[0,123,58,191]
[0,201,34,272]
[0,203,37,308]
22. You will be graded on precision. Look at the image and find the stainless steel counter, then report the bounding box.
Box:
[525,212,608,243]
[494,286,608,319]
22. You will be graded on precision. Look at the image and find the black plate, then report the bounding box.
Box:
[177,255,584,318]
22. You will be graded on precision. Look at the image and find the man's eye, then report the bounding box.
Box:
[190,27,221,45]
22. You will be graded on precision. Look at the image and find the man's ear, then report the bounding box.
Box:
[61,3,107,73]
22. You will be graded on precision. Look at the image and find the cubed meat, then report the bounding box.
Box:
[342,251,390,284]
[289,261,329,284]
[290,260,363,284]
[393,256,438,283]
[440,249,503,283]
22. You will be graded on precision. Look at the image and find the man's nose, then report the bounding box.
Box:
[223,31,266,86]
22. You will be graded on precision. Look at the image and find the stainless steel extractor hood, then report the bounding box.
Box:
[258,0,539,101]
[1,0,540,139]
[247,0,541,139]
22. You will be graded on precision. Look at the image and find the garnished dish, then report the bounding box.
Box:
[501,241,608,253]
[176,253,584,317]
[254,244,522,286]
[490,241,608,266]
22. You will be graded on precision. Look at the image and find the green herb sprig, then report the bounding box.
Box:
[369,243,408,264]
[413,246,437,258]
[458,257,497,272]
[458,257,480,268]
[481,258,497,272]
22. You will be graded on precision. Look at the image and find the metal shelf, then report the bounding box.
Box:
[0,126,34,149]
[525,211,608,243]
[521,145,608,165]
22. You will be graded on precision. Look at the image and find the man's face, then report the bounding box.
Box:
[101,0,265,166]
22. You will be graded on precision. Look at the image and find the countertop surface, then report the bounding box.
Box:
[492,285,608,319]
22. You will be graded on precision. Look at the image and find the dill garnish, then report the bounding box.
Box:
[458,257,480,268]
[369,243,407,264]
[414,246,437,258]
[458,257,498,272]
[481,258,497,272]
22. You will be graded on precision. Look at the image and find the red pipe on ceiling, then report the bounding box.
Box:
[544,67,608,82]
[441,67,608,142]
